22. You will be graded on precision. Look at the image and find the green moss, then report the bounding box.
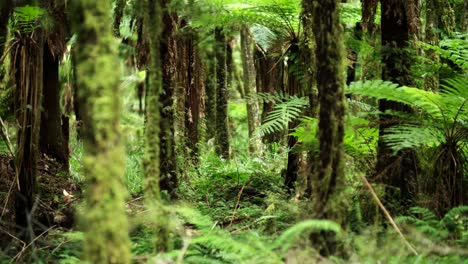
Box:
[70,0,131,263]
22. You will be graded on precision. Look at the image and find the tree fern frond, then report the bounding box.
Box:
[441,205,468,231]
[382,125,443,152]
[272,220,341,251]
[260,96,308,136]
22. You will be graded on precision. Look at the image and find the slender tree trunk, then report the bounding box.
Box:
[143,0,170,252]
[40,42,69,168]
[112,0,126,37]
[214,28,230,159]
[254,48,283,144]
[205,49,216,140]
[284,43,302,191]
[159,1,177,198]
[70,0,131,262]
[377,0,418,213]
[13,27,44,243]
[240,27,262,155]
[0,0,13,81]
[311,0,346,217]
[184,29,204,157]
[425,0,439,91]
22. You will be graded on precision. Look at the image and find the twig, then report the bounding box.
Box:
[360,175,419,256]
[228,184,245,228]
[12,225,56,262]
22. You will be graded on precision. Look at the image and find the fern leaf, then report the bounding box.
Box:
[260,96,307,136]
[271,220,341,251]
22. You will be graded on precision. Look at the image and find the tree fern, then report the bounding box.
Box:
[347,78,467,152]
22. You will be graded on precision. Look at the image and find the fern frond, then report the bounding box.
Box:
[382,125,443,152]
[271,220,341,251]
[260,96,307,136]
[441,205,468,231]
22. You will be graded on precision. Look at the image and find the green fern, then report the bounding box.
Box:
[173,206,342,263]
[396,206,467,245]
[260,95,308,136]
[347,78,467,152]
[272,219,341,252]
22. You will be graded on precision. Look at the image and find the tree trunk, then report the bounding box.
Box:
[377,0,418,213]
[159,1,177,198]
[254,48,283,144]
[142,0,170,252]
[0,0,13,81]
[240,27,262,156]
[311,0,346,217]
[40,42,69,168]
[424,0,439,91]
[70,0,131,262]
[184,29,204,158]
[284,43,302,191]
[13,28,44,243]
[214,28,230,159]
[205,49,216,140]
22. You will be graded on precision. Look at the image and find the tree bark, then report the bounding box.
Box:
[159,1,177,198]
[40,42,69,168]
[311,0,346,217]
[13,28,44,243]
[214,28,230,159]
[240,27,262,156]
[377,0,418,213]
[70,0,131,262]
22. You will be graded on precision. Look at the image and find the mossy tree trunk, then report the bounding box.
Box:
[159,0,177,198]
[311,0,346,217]
[240,27,262,156]
[143,0,170,252]
[13,26,44,243]
[377,0,419,214]
[70,0,131,262]
[0,0,13,80]
[205,49,217,141]
[214,27,230,159]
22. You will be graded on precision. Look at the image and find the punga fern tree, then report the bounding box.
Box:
[70,0,131,262]
[11,2,44,242]
[349,77,467,216]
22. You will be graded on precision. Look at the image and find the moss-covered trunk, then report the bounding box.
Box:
[214,28,230,159]
[240,27,262,155]
[143,0,170,252]
[70,0,131,262]
[13,27,44,243]
[0,0,13,81]
[311,0,346,217]
[159,0,177,198]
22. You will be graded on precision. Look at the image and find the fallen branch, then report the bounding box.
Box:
[360,175,418,256]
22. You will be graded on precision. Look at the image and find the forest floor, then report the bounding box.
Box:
[0,155,79,254]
